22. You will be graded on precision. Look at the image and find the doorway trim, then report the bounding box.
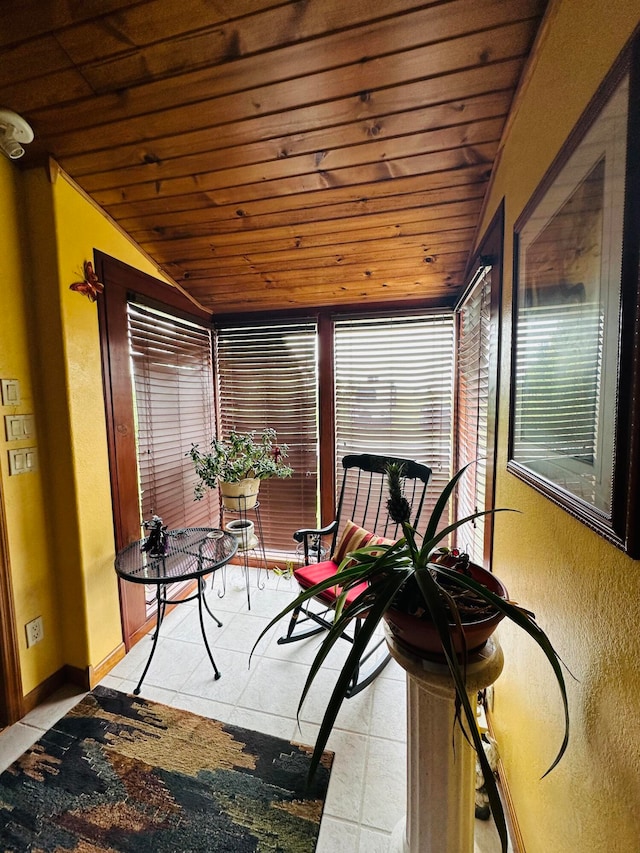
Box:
[95,251,211,648]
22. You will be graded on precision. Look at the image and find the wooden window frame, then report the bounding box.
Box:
[96,251,213,646]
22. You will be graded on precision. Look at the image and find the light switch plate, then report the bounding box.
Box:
[5,414,34,441]
[1,379,20,406]
[8,446,38,475]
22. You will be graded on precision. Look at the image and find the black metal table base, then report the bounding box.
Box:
[134,576,223,695]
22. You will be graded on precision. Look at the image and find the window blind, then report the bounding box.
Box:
[215,321,319,554]
[128,304,219,533]
[455,267,491,563]
[334,314,455,530]
[512,301,603,505]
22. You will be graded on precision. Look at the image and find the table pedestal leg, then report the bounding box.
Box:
[134,585,167,695]
[198,579,221,680]
[201,577,223,626]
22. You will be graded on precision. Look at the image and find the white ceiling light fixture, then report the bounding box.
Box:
[0,109,34,160]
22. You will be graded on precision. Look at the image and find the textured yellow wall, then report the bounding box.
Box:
[48,172,170,670]
[0,158,64,692]
[3,159,174,693]
[478,2,640,850]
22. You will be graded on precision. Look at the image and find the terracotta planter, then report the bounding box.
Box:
[383,562,508,659]
[219,478,261,511]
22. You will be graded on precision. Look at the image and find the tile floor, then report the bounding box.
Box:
[0,565,508,853]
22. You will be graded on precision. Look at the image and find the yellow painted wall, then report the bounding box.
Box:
[477,2,640,850]
[0,155,63,692]
[2,157,175,694]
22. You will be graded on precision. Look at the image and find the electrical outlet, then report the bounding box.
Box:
[25,616,43,648]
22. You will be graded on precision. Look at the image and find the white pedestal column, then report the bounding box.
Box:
[386,631,504,853]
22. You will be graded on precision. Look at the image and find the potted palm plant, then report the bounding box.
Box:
[251,463,570,853]
[188,427,293,510]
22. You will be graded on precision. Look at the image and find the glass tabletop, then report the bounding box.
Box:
[114,527,237,585]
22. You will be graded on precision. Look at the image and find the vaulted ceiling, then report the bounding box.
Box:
[2,0,547,315]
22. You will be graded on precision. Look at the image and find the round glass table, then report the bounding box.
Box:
[114,527,237,694]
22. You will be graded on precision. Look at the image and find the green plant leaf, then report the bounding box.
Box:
[423,462,475,543]
[302,576,404,783]
[429,562,571,775]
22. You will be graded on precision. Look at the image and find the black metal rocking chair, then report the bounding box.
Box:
[278,453,432,696]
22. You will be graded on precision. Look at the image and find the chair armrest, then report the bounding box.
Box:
[293,521,338,564]
[292,520,337,543]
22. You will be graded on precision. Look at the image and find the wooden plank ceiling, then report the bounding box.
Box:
[1,0,547,315]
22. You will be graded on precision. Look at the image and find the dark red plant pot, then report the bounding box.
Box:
[383,562,508,659]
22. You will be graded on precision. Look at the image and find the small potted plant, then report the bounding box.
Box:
[188,427,293,511]
[252,463,570,853]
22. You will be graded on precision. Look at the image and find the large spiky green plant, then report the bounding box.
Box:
[251,463,570,853]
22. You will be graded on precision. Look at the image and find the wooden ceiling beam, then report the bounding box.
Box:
[83,116,503,199]
[94,140,498,212]
[0,0,135,46]
[112,165,490,227]
[77,90,513,192]
[174,250,470,287]
[196,274,463,311]
[165,239,472,280]
[162,231,473,275]
[126,184,486,243]
[144,202,481,254]
[55,0,435,88]
[29,20,537,148]
[60,60,523,175]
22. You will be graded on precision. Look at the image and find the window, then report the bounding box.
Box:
[334,314,455,528]
[128,304,219,532]
[215,321,319,554]
[455,266,492,564]
[508,44,640,556]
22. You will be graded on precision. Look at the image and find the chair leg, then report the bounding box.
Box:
[277,606,391,694]
[346,648,391,696]
[277,602,328,644]
[344,617,392,697]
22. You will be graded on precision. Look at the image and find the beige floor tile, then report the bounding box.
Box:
[360,735,407,832]
[19,684,86,730]
[316,816,360,853]
[0,724,46,773]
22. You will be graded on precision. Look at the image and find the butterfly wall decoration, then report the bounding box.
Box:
[69,260,104,302]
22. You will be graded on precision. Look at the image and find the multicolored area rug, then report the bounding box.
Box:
[0,686,333,852]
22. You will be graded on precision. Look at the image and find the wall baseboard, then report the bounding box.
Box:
[21,667,69,716]
[20,643,127,717]
[486,706,526,853]
[89,643,126,688]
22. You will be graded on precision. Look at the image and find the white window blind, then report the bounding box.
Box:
[455,266,491,563]
[128,304,219,533]
[512,301,604,505]
[334,314,455,528]
[215,321,319,554]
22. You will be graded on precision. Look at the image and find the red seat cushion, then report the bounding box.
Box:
[293,560,369,606]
